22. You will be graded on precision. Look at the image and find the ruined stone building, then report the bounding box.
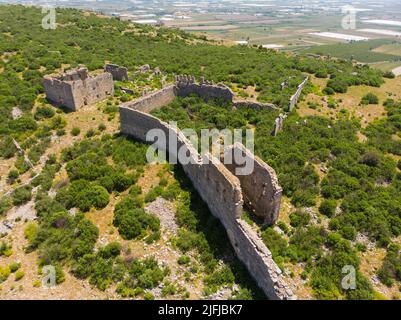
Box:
[104,64,129,81]
[43,66,114,111]
[119,79,295,300]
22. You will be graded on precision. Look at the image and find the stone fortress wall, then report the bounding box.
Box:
[223,144,282,225]
[119,81,295,300]
[175,75,235,102]
[43,66,114,111]
[175,75,277,110]
[122,85,176,113]
[271,76,309,136]
[288,76,309,112]
[272,113,286,136]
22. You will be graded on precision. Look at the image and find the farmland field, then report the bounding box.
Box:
[303,39,401,63]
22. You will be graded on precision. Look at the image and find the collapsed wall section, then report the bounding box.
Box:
[119,104,295,300]
[223,143,282,225]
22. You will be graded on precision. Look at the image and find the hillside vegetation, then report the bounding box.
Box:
[0,5,400,300]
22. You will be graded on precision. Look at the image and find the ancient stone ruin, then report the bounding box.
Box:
[288,76,309,112]
[43,66,114,111]
[174,75,277,110]
[104,63,129,81]
[223,144,282,224]
[119,81,295,300]
[175,75,235,102]
[133,64,151,76]
[272,113,285,136]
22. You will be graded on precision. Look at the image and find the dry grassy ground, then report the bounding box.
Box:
[298,75,401,128]
[296,74,401,300]
[0,96,233,299]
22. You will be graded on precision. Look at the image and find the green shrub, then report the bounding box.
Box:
[12,185,32,206]
[8,169,19,182]
[56,180,109,212]
[289,210,311,228]
[0,197,12,216]
[129,185,142,196]
[114,207,160,240]
[0,242,12,257]
[98,123,106,131]
[145,231,161,244]
[361,151,380,167]
[34,106,55,120]
[144,186,164,203]
[0,136,17,159]
[287,226,326,263]
[204,265,235,294]
[56,129,66,136]
[85,129,96,138]
[0,266,11,283]
[177,255,190,265]
[14,270,25,281]
[100,242,121,259]
[126,257,168,290]
[161,281,177,297]
[71,127,81,136]
[24,222,38,244]
[9,116,38,132]
[319,199,337,217]
[144,292,155,300]
[378,244,401,287]
[9,262,21,273]
[261,228,288,266]
[361,93,379,105]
